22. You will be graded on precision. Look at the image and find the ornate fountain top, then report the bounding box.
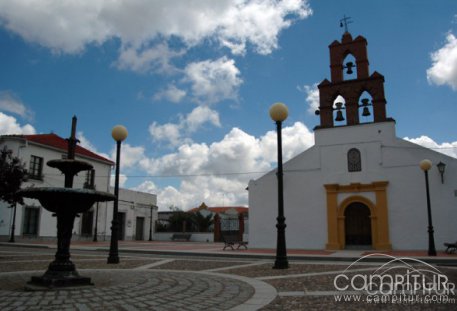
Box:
[67,115,79,160]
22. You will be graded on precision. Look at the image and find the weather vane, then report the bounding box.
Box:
[340,15,353,33]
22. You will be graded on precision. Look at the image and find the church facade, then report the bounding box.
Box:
[248,32,457,251]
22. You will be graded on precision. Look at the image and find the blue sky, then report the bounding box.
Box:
[0,1,456,210]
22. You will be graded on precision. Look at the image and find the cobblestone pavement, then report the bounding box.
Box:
[0,270,271,311]
[1,245,457,310]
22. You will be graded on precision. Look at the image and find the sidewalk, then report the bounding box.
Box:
[2,239,457,264]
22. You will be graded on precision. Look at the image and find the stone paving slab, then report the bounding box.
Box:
[0,269,276,311]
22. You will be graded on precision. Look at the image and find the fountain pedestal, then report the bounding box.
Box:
[17,116,115,289]
[18,188,115,288]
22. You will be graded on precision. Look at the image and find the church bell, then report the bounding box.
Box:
[335,110,345,121]
[345,61,354,75]
[362,107,371,117]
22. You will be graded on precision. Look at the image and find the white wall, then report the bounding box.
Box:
[154,232,214,242]
[249,121,457,250]
[104,187,158,241]
[0,136,112,239]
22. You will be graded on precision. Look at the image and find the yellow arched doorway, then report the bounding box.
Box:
[325,182,392,250]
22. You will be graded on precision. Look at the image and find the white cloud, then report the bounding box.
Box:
[259,122,315,163]
[185,106,221,132]
[110,174,128,188]
[149,122,185,147]
[117,144,147,169]
[153,84,187,103]
[184,57,243,105]
[0,112,35,135]
[404,135,457,158]
[149,106,221,147]
[427,33,457,90]
[115,43,184,74]
[0,91,34,120]
[135,121,314,209]
[0,0,312,56]
[0,1,111,54]
[301,83,319,114]
[0,0,312,72]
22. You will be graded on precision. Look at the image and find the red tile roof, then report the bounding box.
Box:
[23,133,113,165]
[189,206,248,214]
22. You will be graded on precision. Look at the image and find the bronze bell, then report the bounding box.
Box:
[345,62,354,75]
[335,110,345,121]
[362,107,371,117]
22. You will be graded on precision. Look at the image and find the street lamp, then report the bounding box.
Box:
[419,159,437,256]
[9,202,17,243]
[93,202,99,242]
[269,102,289,269]
[107,125,128,264]
[149,205,156,241]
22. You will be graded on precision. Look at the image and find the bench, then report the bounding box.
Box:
[171,233,192,241]
[444,241,457,254]
[221,233,248,250]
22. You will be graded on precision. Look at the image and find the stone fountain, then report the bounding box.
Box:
[17,116,115,289]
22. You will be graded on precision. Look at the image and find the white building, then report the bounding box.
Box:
[106,187,157,241]
[249,32,457,251]
[0,132,157,241]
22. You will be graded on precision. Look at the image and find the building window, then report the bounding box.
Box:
[29,155,43,180]
[23,207,39,235]
[84,169,95,189]
[347,148,362,172]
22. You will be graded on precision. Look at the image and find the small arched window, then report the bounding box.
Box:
[347,148,361,172]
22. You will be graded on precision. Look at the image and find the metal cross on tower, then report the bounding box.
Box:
[340,15,353,33]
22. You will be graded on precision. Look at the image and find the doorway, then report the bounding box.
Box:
[344,202,372,248]
[135,217,144,240]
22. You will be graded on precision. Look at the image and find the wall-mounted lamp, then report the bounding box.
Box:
[437,161,446,184]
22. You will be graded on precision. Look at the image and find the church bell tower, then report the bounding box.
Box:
[315,31,394,129]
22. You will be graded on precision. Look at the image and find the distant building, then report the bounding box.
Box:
[0,133,157,241]
[188,202,248,219]
[249,32,457,251]
[155,202,249,242]
[189,202,248,242]
[106,187,157,241]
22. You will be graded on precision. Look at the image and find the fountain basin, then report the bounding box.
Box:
[17,187,115,289]
[18,187,115,214]
[48,159,93,172]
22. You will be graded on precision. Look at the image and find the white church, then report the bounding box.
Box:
[248,32,457,251]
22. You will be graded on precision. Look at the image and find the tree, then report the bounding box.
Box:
[190,211,214,232]
[0,146,28,207]
[168,210,192,232]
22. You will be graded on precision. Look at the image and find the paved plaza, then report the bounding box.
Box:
[0,241,457,310]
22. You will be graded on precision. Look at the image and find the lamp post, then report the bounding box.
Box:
[107,125,128,264]
[149,205,155,241]
[419,159,437,256]
[9,203,17,243]
[93,202,99,242]
[269,102,289,269]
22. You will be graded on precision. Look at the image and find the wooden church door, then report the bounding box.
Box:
[344,202,372,247]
